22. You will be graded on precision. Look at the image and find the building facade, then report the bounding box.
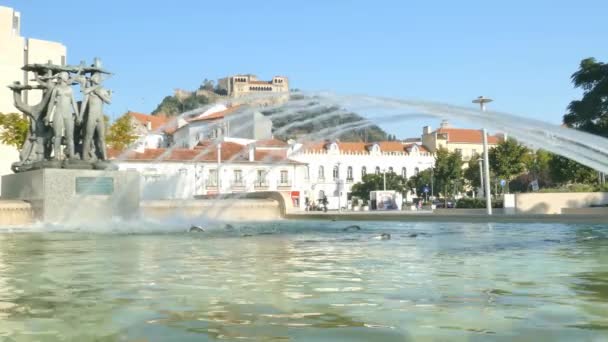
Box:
[288,141,435,210]
[421,120,501,161]
[217,74,289,98]
[0,6,67,192]
[172,105,272,148]
[113,139,307,208]
[0,6,67,113]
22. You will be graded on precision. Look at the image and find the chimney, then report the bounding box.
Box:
[423,126,432,135]
[146,120,152,131]
[248,143,255,162]
[440,120,450,129]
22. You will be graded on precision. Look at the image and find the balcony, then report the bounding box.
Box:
[346,178,354,183]
[230,180,246,190]
[253,180,269,190]
[205,179,218,189]
[277,180,292,189]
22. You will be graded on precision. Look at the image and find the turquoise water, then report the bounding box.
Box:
[1,221,607,341]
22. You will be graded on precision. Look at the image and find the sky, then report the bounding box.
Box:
[4,0,607,138]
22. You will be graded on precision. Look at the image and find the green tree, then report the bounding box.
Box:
[548,154,597,185]
[152,96,182,116]
[433,148,463,199]
[563,58,608,136]
[488,138,530,193]
[463,154,482,189]
[0,112,28,148]
[106,114,137,150]
[351,172,407,201]
[407,169,433,195]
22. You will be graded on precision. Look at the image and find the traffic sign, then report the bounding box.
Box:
[500,179,506,187]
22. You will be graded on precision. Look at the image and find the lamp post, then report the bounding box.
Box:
[217,142,222,190]
[472,96,493,215]
[337,162,341,212]
[478,157,484,198]
[383,169,387,191]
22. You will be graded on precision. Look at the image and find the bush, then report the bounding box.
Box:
[456,197,485,208]
[539,183,597,193]
[456,197,504,209]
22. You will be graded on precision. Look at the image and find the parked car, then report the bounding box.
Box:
[434,199,455,208]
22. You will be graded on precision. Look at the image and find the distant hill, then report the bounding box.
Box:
[151,89,389,142]
[261,97,388,142]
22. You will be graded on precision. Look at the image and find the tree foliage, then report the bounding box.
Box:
[548,154,597,185]
[488,138,530,192]
[264,103,388,142]
[106,114,137,150]
[0,112,28,148]
[407,169,433,195]
[433,148,463,197]
[351,172,407,201]
[152,94,210,117]
[563,57,608,136]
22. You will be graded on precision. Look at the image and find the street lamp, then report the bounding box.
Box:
[336,162,341,212]
[382,168,387,191]
[478,157,484,198]
[472,96,493,215]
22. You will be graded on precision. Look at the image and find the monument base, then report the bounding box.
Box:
[1,169,140,223]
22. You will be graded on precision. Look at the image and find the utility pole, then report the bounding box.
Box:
[473,96,493,215]
[383,169,387,191]
[478,158,484,198]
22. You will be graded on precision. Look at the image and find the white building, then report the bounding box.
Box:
[171,104,272,148]
[288,141,435,210]
[126,111,172,151]
[0,5,67,192]
[113,138,307,208]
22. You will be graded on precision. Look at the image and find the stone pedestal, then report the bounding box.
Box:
[1,169,140,223]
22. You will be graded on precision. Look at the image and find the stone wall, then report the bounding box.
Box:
[141,199,282,221]
[0,200,33,225]
[514,192,608,214]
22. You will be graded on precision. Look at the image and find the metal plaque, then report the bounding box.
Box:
[75,177,114,195]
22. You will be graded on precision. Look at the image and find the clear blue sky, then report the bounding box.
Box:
[5,0,607,138]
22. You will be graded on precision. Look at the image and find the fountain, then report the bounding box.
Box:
[0,60,140,223]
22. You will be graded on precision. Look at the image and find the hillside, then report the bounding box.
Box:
[151,90,388,142]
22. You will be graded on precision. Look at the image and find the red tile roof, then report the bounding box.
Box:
[109,141,300,164]
[255,138,289,148]
[128,112,170,131]
[187,105,242,123]
[299,141,410,154]
[404,143,430,153]
[435,128,501,144]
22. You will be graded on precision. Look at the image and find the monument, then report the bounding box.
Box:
[0,59,140,223]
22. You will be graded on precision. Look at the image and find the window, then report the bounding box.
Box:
[305,166,310,180]
[256,170,267,185]
[347,166,353,180]
[208,169,218,186]
[280,170,289,184]
[233,169,243,184]
[472,149,478,156]
[455,148,462,154]
[375,167,380,175]
[415,167,420,175]
[401,167,407,178]
[333,165,339,180]
[388,167,394,173]
[362,166,367,177]
[318,166,325,180]
[12,15,19,34]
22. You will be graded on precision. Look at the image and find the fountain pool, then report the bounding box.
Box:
[1,220,607,340]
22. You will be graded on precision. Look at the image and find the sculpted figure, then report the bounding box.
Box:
[46,71,79,160]
[8,82,53,168]
[80,71,111,161]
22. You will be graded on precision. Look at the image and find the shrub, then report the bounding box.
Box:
[456,198,485,208]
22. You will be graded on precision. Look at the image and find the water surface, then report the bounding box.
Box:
[1,221,607,341]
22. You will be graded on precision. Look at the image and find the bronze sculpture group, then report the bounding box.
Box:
[8,58,113,172]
